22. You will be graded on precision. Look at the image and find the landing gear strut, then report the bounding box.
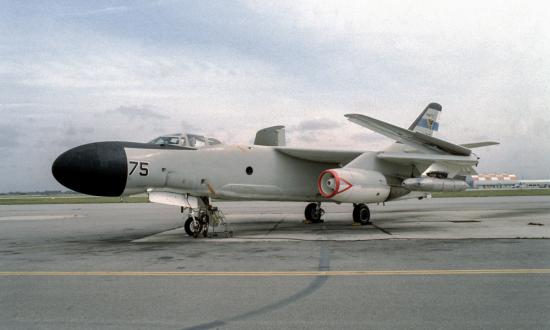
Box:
[352,203,371,225]
[304,202,324,223]
[183,197,230,238]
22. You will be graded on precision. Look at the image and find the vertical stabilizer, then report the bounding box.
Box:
[408,103,441,136]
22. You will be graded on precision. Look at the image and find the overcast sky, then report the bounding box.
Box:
[1,0,549,192]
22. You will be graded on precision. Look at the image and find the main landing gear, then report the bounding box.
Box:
[304,202,325,223]
[352,203,371,225]
[304,202,372,225]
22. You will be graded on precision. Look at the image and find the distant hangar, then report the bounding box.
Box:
[469,174,550,189]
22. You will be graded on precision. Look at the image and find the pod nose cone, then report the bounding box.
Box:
[52,142,127,196]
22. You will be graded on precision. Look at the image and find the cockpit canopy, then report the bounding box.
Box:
[148,133,222,148]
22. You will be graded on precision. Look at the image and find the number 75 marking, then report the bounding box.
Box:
[129,161,149,176]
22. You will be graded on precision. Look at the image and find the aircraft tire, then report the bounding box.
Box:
[353,203,371,225]
[304,203,314,221]
[305,203,323,222]
[184,217,194,237]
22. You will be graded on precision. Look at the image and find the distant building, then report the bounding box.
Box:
[470,174,519,189]
[519,180,550,189]
[469,174,550,189]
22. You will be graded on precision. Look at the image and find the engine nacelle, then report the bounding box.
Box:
[402,177,468,192]
[317,168,390,203]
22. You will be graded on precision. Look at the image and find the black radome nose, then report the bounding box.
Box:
[52,142,128,196]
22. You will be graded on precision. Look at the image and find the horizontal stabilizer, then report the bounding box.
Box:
[460,141,500,149]
[345,113,472,156]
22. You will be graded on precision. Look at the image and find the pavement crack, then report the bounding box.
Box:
[131,225,185,242]
[318,240,330,271]
[182,241,330,330]
[372,223,392,236]
[265,218,284,235]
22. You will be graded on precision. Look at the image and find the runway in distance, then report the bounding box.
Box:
[52,103,499,237]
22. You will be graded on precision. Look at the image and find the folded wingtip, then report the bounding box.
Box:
[345,113,368,120]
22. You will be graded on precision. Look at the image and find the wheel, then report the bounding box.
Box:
[353,203,371,225]
[305,203,324,223]
[184,217,194,236]
[304,203,314,221]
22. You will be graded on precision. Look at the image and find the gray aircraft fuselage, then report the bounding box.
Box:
[52,141,405,203]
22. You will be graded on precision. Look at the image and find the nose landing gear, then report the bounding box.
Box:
[183,197,232,238]
[184,212,208,238]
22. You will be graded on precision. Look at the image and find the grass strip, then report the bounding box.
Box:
[0,195,149,205]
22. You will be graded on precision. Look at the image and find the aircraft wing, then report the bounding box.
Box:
[345,114,472,156]
[377,152,478,166]
[377,152,479,177]
[460,141,500,148]
[275,147,363,164]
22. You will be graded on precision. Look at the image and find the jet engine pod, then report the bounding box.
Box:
[317,168,390,203]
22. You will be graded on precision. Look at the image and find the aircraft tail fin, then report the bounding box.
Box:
[408,103,442,136]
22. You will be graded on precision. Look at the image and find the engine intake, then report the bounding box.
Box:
[318,168,390,203]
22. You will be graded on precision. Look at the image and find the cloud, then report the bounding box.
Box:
[350,132,391,144]
[294,118,343,131]
[64,125,95,137]
[0,125,21,149]
[62,6,130,17]
[105,105,167,120]
[0,103,40,108]
[1,1,549,192]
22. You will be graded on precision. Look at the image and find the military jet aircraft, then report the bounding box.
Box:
[52,103,498,237]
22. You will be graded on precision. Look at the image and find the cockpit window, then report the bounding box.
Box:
[148,133,221,148]
[148,136,180,145]
[187,134,207,148]
[208,138,222,145]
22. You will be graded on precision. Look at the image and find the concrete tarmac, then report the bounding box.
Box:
[1,197,550,329]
